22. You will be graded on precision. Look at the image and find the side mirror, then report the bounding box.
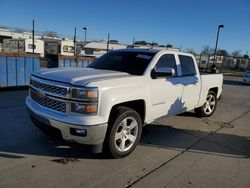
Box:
[151,67,175,79]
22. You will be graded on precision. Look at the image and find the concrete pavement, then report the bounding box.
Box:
[0,75,249,188]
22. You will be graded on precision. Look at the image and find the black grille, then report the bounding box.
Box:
[30,78,68,96]
[30,89,66,113]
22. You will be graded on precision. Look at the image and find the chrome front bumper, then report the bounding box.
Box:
[26,96,107,145]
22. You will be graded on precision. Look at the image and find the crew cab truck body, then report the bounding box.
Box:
[26,49,223,158]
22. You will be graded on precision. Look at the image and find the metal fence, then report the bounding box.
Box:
[0,53,40,87]
[58,55,95,68]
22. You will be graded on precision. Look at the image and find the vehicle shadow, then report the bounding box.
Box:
[0,124,106,160]
[0,86,28,91]
[177,111,198,117]
[0,122,249,160]
[140,124,250,158]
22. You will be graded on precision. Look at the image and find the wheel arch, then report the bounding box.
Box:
[108,99,146,124]
[208,87,219,97]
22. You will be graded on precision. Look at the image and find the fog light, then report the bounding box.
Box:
[70,128,87,137]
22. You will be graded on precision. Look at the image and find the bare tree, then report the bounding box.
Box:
[185,48,196,54]
[150,42,158,46]
[14,28,27,33]
[43,31,59,38]
[243,54,249,59]
[231,50,242,57]
[166,44,173,48]
[201,45,213,54]
[217,49,229,56]
[134,40,148,45]
[0,25,9,29]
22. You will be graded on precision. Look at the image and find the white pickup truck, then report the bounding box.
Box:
[26,49,223,158]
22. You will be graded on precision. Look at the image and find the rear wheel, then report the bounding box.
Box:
[195,91,217,117]
[104,107,142,158]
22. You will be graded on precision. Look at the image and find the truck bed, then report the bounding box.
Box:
[198,73,223,107]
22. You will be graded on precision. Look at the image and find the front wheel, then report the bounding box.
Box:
[195,91,217,117]
[105,107,142,158]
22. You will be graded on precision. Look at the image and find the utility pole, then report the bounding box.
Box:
[213,25,224,65]
[32,19,35,53]
[83,27,88,43]
[107,33,110,52]
[74,27,76,56]
[17,40,20,53]
[132,37,135,48]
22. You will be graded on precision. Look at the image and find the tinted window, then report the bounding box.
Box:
[88,51,155,75]
[179,55,196,76]
[155,54,177,76]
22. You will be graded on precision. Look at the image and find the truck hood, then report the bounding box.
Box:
[32,68,130,86]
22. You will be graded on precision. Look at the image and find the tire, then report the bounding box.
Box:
[195,91,217,117]
[104,106,142,158]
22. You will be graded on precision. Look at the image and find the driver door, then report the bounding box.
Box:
[148,53,184,120]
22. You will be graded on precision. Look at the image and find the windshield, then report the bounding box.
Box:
[88,51,155,75]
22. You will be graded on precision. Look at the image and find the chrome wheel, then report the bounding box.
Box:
[114,117,138,152]
[203,94,216,115]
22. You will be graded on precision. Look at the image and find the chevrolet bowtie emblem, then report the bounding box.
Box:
[36,89,45,97]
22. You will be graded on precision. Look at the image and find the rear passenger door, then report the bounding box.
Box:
[178,55,201,110]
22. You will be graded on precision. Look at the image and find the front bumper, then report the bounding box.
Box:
[26,96,108,145]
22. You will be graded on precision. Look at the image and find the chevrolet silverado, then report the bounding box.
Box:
[26,49,223,158]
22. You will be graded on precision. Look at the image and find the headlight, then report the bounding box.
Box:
[71,102,98,114]
[70,87,98,114]
[71,87,98,100]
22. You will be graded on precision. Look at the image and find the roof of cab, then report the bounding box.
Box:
[111,48,195,58]
[114,48,159,53]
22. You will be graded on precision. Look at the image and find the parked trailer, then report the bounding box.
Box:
[2,38,44,57]
[60,40,75,56]
[0,52,40,88]
[2,39,25,53]
[25,39,44,57]
[58,55,95,68]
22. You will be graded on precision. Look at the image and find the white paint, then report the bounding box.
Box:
[25,38,44,57]
[27,49,223,145]
[60,40,75,56]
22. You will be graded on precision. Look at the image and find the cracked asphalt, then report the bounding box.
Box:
[0,75,250,188]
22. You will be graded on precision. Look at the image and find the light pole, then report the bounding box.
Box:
[107,33,110,52]
[32,19,35,53]
[82,27,88,43]
[73,27,76,55]
[213,24,224,65]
